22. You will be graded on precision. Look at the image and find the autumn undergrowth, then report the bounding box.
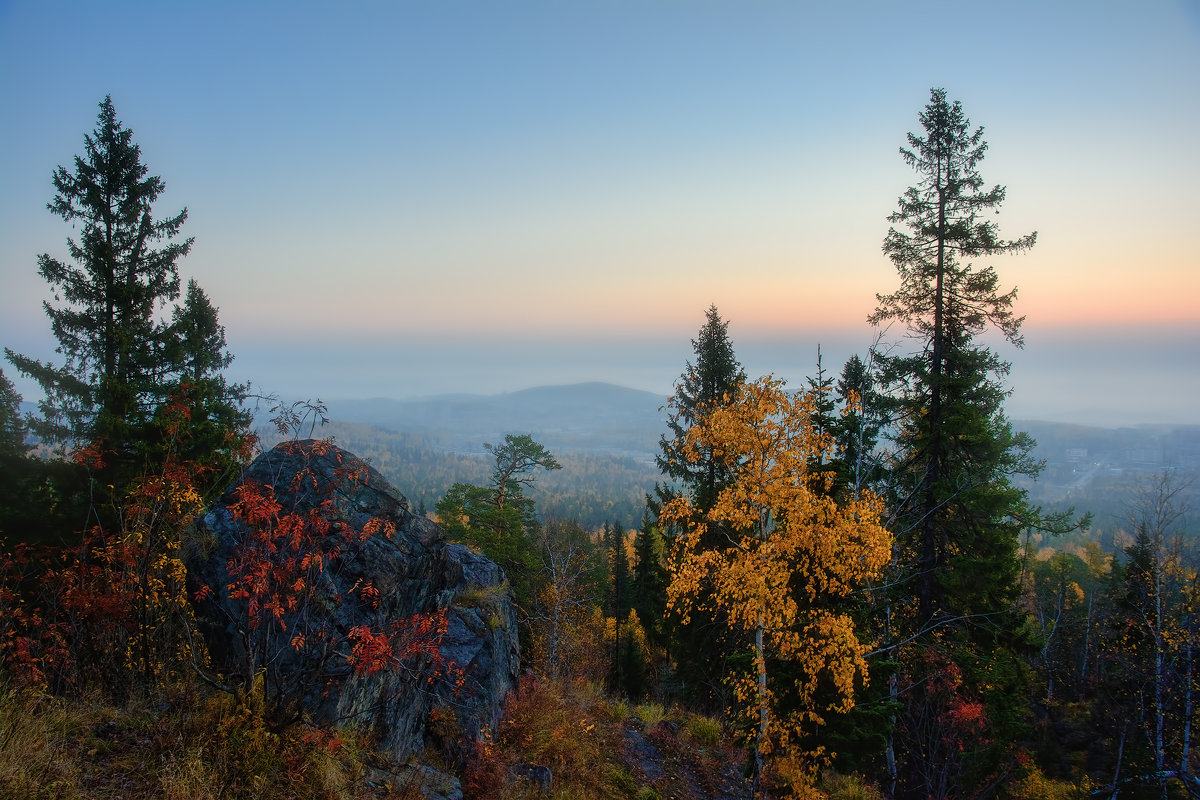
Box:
[0,679,418,800]
[1,669,884,800]
[457,672,755,800]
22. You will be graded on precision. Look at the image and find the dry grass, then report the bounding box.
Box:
[0,686,87,798]
[0,672,762,800]
[0,682,423,800]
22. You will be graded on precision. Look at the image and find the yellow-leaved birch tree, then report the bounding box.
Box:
[660,376,891,794]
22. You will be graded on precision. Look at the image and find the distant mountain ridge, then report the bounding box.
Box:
[320,382,1200,463]
[323,382,668,459]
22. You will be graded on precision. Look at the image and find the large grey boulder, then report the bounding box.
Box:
[185,439,519,762]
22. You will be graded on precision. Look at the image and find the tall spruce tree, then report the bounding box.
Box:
[607,521,631,623]
[0,370,30,535]
[654,304,746,706]
[631,509,668,644]
[805,346,837,457]
[0,367,92,544]
[6,96,192,474]
[0,370,27,461]
[656,304,746,525]
[606,521,633,692]
[868,88,1050,797]
[832,352,886,497]
[153,279,250,498]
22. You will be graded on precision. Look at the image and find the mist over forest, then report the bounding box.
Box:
[295,382,1200,538]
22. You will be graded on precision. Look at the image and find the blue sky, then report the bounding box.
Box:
[1,1,1198,425]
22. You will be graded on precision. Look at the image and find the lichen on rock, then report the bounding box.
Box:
[185,439,519,763]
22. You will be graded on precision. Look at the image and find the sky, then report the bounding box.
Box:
[1,1,1198,427]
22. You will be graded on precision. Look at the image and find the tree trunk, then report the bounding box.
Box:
[1182,626,1193,786]
[918,162,949,623]
[1155,571,1166,800]
[753,615,767,797]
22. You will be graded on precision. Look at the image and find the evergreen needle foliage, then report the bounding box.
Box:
[868,88,1075,797]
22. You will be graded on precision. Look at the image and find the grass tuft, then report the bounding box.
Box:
[682,713,721,747]
[634,702,665,728]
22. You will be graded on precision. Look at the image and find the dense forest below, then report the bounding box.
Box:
[269,387,1200,544]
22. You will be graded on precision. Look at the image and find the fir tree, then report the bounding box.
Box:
[6,96,192,473]
[0,370,27,460]
[606,521,632,693]
[805,346,837,464]
[153,279,250,498]
[607,521,631,621]
[617,611,649,700]
[868,88,1052,797]
[656,304,746,525]
[833,352,886,497]
[0,370,30,536]
[654,304,746,707]
[631,509,668,644]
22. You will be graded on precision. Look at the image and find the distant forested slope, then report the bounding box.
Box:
[308,420,660,529]
[1015,420,1200,551]
[260,385,1200,538]
[280,383,670,528]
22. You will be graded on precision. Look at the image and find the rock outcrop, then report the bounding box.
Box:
[185,440,519,763]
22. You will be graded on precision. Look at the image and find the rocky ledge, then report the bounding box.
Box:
[185,439,519,768]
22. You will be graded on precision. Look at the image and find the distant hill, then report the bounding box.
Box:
[312,383,671,528]
[324,382,668,461]
[22,387,1200,537]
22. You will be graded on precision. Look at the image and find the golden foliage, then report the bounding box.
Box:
[659,376,892,780]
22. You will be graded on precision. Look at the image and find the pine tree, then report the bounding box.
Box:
[485,434,561,517]
[868,88,1048,797]
[6,96,192,474]
[436,434,561,630]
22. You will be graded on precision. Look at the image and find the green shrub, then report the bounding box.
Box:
[682,713,721,747]
[817,770,884,800]
[634,702,664,727]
